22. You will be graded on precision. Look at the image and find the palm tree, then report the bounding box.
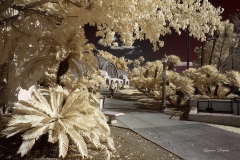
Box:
[1,85,115,159]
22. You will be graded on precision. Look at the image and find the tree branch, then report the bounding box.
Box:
[25,0,58,8]
[1,0,63,26]
[11,23,31,37]
[65,0,83,8]
[0,14,19,26]
[12,4,62,21]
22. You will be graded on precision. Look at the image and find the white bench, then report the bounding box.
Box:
[103,111,124,124]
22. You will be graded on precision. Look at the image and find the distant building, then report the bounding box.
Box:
[96,56,129,89]
[174,62,193,74]
[220,38,240,72]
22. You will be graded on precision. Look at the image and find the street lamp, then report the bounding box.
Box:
[161,54,168,112]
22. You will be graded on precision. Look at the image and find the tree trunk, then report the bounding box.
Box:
[209,40,216,65]
[201,42,205,66]
[176,91,184,107]
[214,85,219,97]
[0,62,10,114]
[154,68,158,78]
[186,27,190,69]
[168,64,174,71]
[206,86,211,94]
[209,30,219,65]
[144,69,149,78]
[195,87,204,95]
[225,87,237,97]
[218,31,227,70]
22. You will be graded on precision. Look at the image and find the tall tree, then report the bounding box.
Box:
[232,11,240,34]
[0,0,223,110]
[208,29,220,65]
[196,20,236,68]
[186,27,190,69]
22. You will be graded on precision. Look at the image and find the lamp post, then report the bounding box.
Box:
[99,96,105,110]
[161,54,168,112]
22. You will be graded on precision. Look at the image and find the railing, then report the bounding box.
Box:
[193,98,240,115]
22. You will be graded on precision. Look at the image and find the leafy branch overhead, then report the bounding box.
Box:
[0,0,224,106]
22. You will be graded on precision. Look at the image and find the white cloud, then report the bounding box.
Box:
[176,62,193,66]
[126,49,142,55]
[110,45,135,50]
[98,38,135,50]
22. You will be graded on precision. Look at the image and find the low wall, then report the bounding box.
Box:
[189,113,240,127]
[189,99,240,115]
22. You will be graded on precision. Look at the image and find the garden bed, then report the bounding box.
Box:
[0,116,181,160]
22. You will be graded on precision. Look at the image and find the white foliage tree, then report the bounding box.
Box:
[183,65,240,98]
[0,0,225,158]
[194,20,237,68]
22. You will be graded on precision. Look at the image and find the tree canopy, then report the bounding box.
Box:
[0,0,224,107]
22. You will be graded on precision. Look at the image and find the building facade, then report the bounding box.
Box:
[96,56,129,89]
[220,38,240,72]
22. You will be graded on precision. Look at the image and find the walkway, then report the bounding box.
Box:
[101,89,240,160]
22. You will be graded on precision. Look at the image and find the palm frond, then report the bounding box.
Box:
[1,126,25,138]
[15,100,46,114]
[75,101,96,114]
[60,89,86,115]
[89,92,100,105]
[5,122,32,130]
[58,131,69,158]
[94,110,107,122]
[48,121,60,143]
[13,102,49,118]
[31,90,54,116]
[95,117,110,134]
[62,115,96,132]
[66,99,96,116]
[50,86,64,114]
[67,127,88,159]
[17,139,36,157]
[8,115,45,126]
[107,137,115,151]
[88,131,101,149]
[22,125,49,141]
[32,89,51,108]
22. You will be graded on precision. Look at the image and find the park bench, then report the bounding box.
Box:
[99,95,124,124]
[102,110,124,124]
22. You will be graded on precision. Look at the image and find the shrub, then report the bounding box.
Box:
[1,85,114,159]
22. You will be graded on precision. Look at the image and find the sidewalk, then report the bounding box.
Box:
[101,89,240,160]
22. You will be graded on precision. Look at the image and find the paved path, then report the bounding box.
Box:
[101,90,240,160]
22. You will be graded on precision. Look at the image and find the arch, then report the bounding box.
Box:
[102,62,118,78]
[96,56,118,78]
